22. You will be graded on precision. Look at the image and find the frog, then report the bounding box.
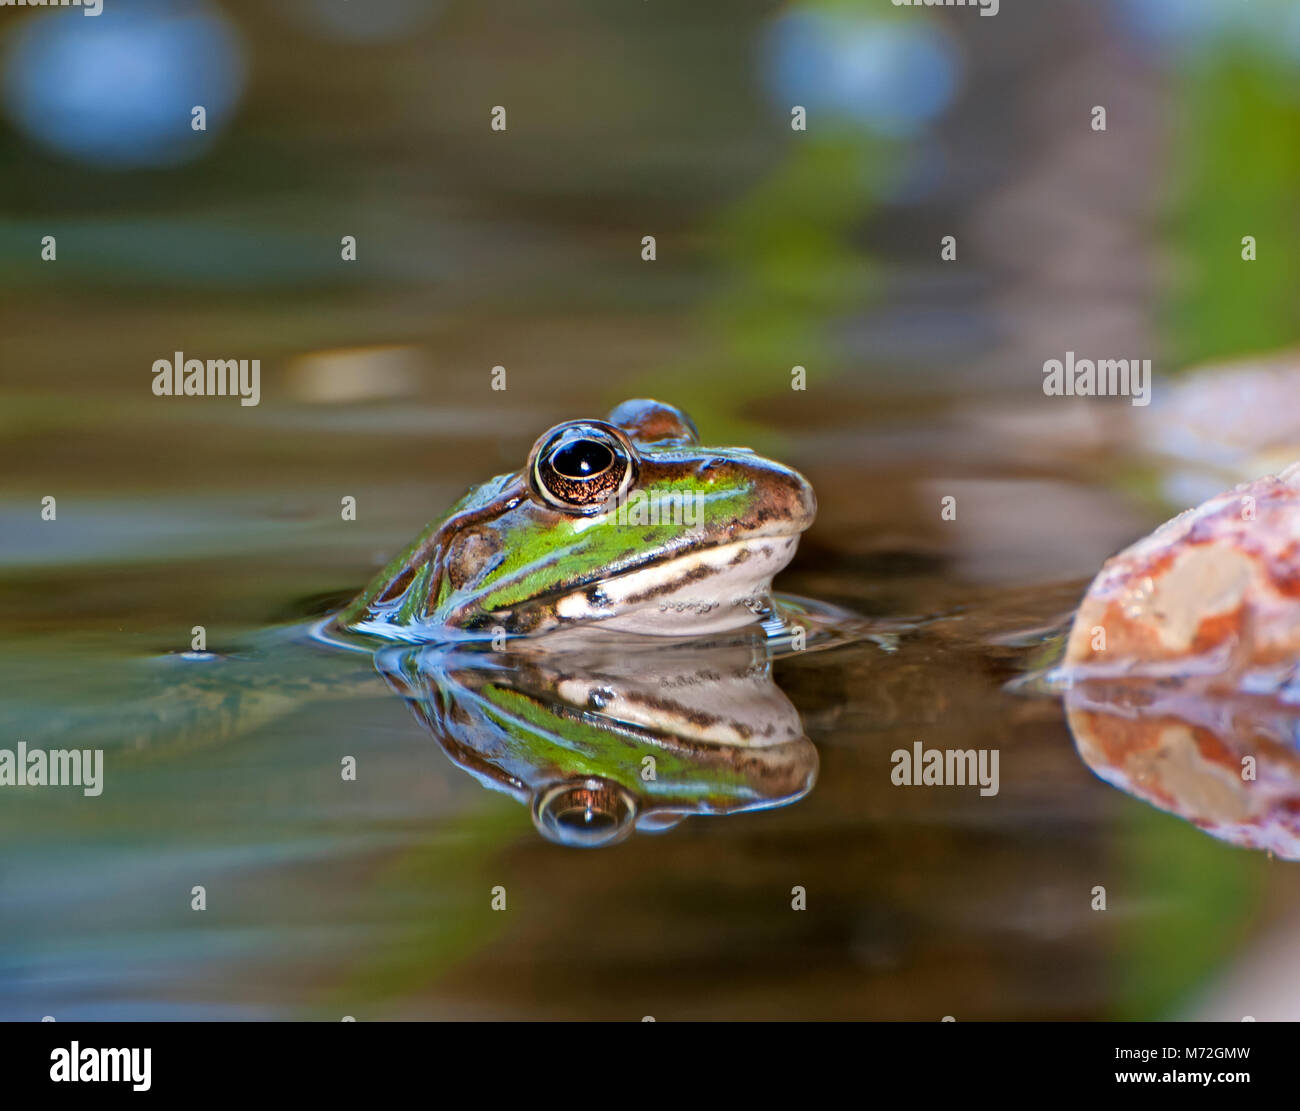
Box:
[2,401,876,853]
[335,399,818,642]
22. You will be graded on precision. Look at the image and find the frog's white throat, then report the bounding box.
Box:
[555,535,801,636]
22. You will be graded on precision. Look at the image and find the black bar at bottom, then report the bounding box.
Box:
[0,1020,1283,1099]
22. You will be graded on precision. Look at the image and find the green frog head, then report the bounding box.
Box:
[338,400,816,641]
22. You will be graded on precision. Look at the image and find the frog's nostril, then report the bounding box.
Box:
[532,777,638,848]
[587,686,617,710]
[696,459,724,479]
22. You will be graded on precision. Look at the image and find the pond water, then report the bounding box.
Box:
[3,0,1300,1022]
[3,383,1294,1021]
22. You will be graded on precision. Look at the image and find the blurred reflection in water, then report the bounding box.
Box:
[284,0,444,43]
[1066,682,1300,861]
[2,0,246,168]
[1114,0,1300,59]
[760,8,961,138]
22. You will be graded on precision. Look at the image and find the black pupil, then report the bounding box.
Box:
[559,806,617,831]
[551,439,614,480]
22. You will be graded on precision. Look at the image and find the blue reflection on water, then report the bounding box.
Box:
[2,0,246,169]
[1114,0,1300,63]
[1113,0,1232,46]
[761,10,960,138]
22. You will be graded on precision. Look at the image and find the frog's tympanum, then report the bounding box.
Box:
[376,634,819,847]
[1057,462,1300,857]
[337,400,816,642]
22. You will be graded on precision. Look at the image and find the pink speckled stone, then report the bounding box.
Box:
[1064,463,1300,684]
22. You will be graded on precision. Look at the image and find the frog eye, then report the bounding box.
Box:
[528,421,637,514]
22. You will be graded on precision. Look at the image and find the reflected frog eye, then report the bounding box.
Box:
[528,421,637,513]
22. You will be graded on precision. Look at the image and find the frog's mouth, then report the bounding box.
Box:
[545,534,802,636]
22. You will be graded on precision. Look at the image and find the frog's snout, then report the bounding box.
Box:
[785,466,818,533]
[691,455,817,535]
[744,460,817,535]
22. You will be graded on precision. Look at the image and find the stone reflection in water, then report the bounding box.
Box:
[1056,462,1300,858]
[1066,682,1300,859]
[373,635,819,848]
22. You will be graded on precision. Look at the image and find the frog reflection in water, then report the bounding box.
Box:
[377,636,819,848]
[336,399,817,642]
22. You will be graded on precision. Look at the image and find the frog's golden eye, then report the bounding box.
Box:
[528,421,637,514]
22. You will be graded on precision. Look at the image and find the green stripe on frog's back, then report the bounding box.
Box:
[476,476,755,614]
